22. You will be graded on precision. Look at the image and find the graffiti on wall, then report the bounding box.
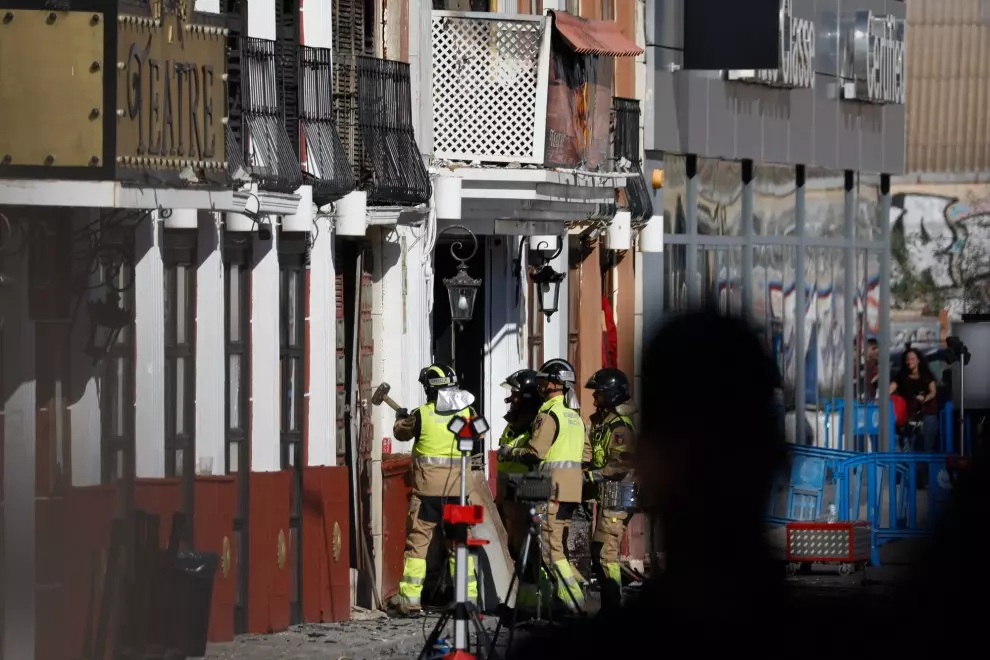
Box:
[889,184,990,315]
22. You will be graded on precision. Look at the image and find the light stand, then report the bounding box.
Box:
[947,336,972,455]
[418,415,497,660]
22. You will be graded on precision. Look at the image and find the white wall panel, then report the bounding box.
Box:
[196,213,226,474]
[134,214,166,478]
[308,216,337,465]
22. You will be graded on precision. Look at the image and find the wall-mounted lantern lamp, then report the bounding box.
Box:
[84,291,134,363]
[527,238,565,320]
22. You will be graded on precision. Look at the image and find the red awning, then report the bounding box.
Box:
[549,10,644,57]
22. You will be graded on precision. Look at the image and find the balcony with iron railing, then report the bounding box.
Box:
[333,54,431,205]
[430,10,646,228]
[226,36,359,202]
[613,98,654,224]
[431,10,643,171]
[227,36,303,193]
[299,46,357,205]
[431,11,550,165]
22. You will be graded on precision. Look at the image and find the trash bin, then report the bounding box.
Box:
[165,551,220,657]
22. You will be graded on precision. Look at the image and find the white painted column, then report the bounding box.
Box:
[396,224,431,435]
[3,250,36,660]
[370,227,406,599]
[303,0,332,48]
[409,0,433,154]
[247,0,276,39]
[541,237,569,361]
[251,226,282,472]
[308,215,337,466]
[196,213,226,474]
[134,213,166,478]
[371,228,407,456]
[69,209,105,486]
[484,238,526,451]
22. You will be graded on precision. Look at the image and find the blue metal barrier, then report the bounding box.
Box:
[835,452,951,566]
[823,400,896,452]
[766,444,858,526]
[768,444,953,566]
[941,401,954,453]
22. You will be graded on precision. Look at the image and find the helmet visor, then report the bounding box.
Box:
[536,368,576,383]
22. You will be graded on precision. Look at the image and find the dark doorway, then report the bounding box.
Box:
[335,239,376,608]
[432,237,487,415]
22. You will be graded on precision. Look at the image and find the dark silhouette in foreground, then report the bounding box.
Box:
[508,309,987,658]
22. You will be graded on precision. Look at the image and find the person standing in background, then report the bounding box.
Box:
[889,348,939,451]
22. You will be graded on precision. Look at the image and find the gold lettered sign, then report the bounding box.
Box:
[115,3,226,173]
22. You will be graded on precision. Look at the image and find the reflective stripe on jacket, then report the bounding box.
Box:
[411,401,472,497]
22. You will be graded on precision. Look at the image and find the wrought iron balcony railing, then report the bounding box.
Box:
[613,98,653,223]
[334,54,430,205]
[431,11,549,165]
[227,36,303,193]
[299,46,357,205]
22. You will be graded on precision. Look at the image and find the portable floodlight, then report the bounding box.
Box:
[447,414,489,453]
[447,416,467,436]
[470,416,490,436]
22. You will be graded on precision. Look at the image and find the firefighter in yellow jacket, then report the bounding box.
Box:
[498,358,587,614]
[390,363,481,615]
[495,369,541,555]
[584,367,637,611]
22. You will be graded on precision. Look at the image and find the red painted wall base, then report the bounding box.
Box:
[301,465,352,623]
[40,477,238,660]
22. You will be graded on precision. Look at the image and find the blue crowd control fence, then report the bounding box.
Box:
[768,443,954,566]
[766,444,858,527]
[822,399,959,453]
[823,400,895,452]
[834,451,952,565]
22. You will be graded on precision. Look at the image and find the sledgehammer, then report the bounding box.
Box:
[371,382,402,412]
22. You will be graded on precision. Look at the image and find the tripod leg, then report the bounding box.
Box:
[489,519,534,657]
[416,611,451,660]
[468,604,500,660]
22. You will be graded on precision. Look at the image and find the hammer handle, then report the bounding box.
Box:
[382,395,400,412]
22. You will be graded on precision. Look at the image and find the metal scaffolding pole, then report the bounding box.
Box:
[878,175,893,452]
[843,172,857,448]
[794,166,807,445]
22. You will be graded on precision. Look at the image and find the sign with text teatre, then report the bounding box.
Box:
[841,11,906,105]
[116,12,227,172]
[724,0,815,89]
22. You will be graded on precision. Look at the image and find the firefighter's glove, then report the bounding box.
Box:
[395,407,410,420]
[496,445,514,461]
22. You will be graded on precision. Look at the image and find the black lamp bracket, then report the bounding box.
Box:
[439,224,479,271]
[529,262,566,286]
[519,235,563,267]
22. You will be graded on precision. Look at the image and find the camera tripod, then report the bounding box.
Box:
[487,503,585,657]
[417,416,497,660]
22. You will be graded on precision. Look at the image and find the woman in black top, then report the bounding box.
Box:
[889,348,939,451]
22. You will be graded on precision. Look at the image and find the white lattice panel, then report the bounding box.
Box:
[432,12,547,163]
